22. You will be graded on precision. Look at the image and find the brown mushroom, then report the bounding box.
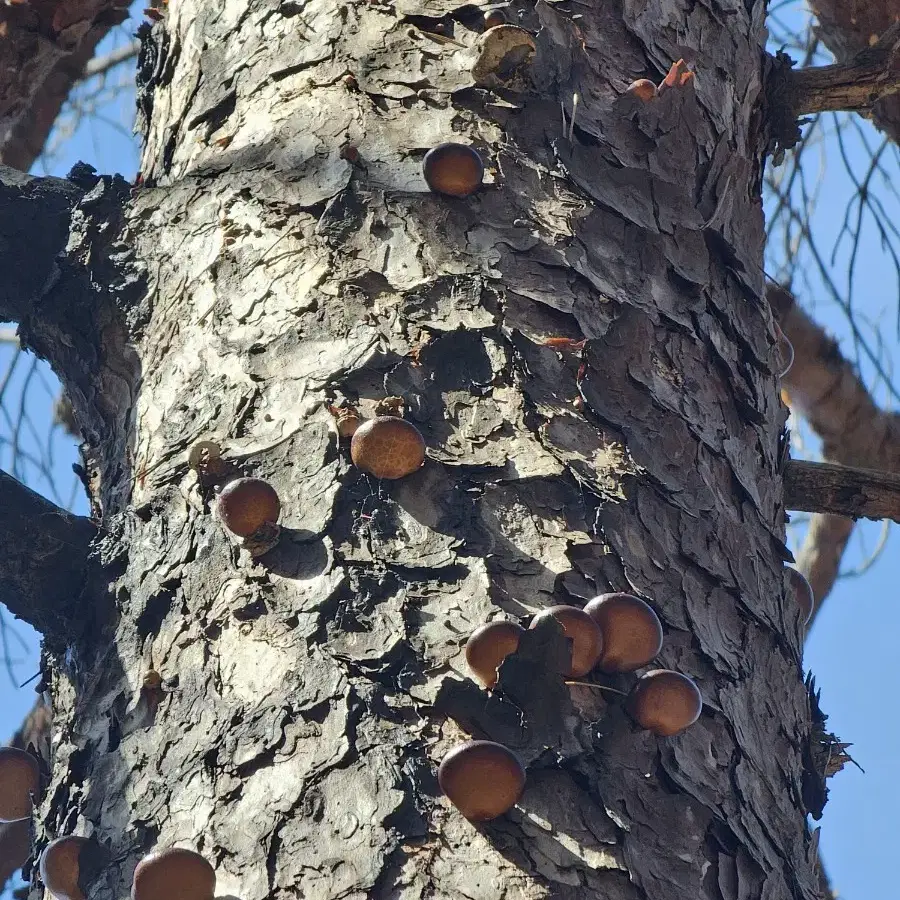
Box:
[465,620,525,688]
[626,669,702,736]
[584,593,663,673]
[40,836,93,900]
[529,605,603,677]
[216,477,281,537]
[131,848,216,900]
[787,567,814,624]
[483,8,508,29]
[0,747,40,822]
[625,79,657,102]
[422,143,484,198]
[438,741,525,821]
[350,416,426,479]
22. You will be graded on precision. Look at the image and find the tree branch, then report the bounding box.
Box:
[790,49,900,117]
[770,285,900,621]
[0,1,130,171]
[0,166,81,325]
[83,40,139,80]
[0,469,97,634]
[809,2,900,144]
[784,459,900,521]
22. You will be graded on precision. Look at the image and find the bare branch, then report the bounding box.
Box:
[810,1,900,144]
[790,49,900,117]
[0,468,97,634]
[794,514,854,627]
[784,459,900,521]
[772,285,900,465]
[0,2,130,171]
[83,40,140,80]
[771,284,900,616]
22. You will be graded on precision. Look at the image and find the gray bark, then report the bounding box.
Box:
[2,2,825,899]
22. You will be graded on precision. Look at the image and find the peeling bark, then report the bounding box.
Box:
[3,3,826,900]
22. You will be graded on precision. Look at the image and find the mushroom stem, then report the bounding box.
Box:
[564,681,628,696]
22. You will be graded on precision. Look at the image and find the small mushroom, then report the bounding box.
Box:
[131,848,216,900]
[40,836,96,900]
[438,740,525,821]
[584,593,663,673]
[0,747,40,822]
[350,416,426,479]
[472,24,536,90]
[465,620,525,688]
[624,79,657,102]
[216,477,281,538]
[786,567,814,624]
[483,8,508,29]
[626,669,702,736]
[422,143,484,198]
[529,605,603,677]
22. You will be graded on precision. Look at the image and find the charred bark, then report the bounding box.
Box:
[4,3,827,900]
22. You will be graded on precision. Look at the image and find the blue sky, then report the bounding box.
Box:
[2,4,899,899]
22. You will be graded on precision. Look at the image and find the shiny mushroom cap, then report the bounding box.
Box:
[465,620,525,688]
[131,848,216,900]
[438,741,525,821]
[626,669,702,736]
[584,593,663,673]
[216,477,281,537]
[350,416,426,479]
[422,144,485,198]
[529,605,603,677]
[0,747,40,822]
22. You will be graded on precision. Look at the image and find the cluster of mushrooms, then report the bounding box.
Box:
[439,594,698,821]
[0,748,215,899]
[0,15,811,879]
[200,405,427,552]
[440,567,815,822]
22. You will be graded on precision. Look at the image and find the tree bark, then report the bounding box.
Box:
[3,3,825,900]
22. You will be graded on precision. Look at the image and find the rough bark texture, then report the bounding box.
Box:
[3,3,825,900]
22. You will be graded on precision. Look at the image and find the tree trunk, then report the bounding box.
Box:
[3,2,824,899]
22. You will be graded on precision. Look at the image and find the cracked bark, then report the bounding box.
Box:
[2,3,826,900]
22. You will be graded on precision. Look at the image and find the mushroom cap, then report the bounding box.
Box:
[483,8,508,29]
[40,836,92,900]
[465,620,525,688]
[131,848,216,900]
[625,79,657,101]
[584,593,663,673]
[0,747,40,822]
[786,567,814,624]
[529,605,603,677]
[422,143,484,198]
[438,740,525,821]
[626,669,702,736]
[350,416,426,479]
[216,477,281,537]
